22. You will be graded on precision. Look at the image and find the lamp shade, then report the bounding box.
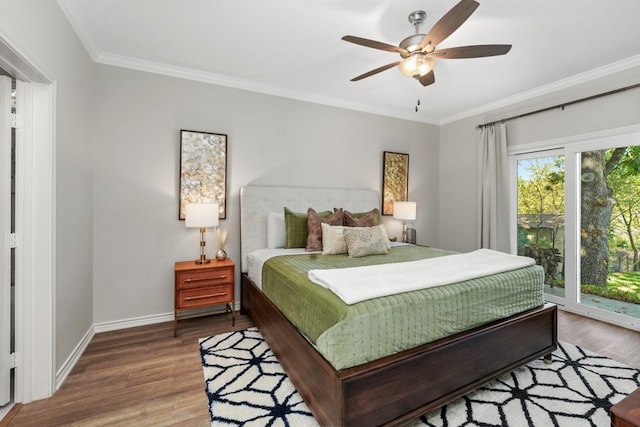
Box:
[185,203,219,228]
[393,201,416,221]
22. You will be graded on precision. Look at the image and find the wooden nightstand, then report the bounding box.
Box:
[174,258,235,337]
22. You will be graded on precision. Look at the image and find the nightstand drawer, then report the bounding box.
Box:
[174,258,236,336]
[176,266,234,289]
[177,284,234,309]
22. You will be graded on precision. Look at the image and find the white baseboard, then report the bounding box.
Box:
[0,402,16,423]
[93,312,174,334]
[54,302,242,392]
[55,325,94,390]
[93,302,240,334]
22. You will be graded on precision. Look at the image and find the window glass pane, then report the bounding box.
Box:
[580,147,640,319]
[517,156,565,298]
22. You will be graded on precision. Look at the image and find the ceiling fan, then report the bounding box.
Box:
[341,0,512,87]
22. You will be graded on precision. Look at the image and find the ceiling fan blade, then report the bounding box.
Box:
[418,70,435,87]
[431,44,512,59]
[351,61,401,81]
[418,0,480,51]
[342,35,409,55]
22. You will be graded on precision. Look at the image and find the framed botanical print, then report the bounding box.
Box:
[179,129,227,220]
[381,151,409,216]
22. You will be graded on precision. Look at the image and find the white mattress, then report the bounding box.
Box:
[247,248,316,289]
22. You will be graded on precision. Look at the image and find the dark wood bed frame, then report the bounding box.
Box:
[242,274,558,427]
[238,185,558,426]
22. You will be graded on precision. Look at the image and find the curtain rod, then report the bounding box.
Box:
[476,82,640,129]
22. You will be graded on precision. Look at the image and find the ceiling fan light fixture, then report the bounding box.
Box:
[342,0,511,86]
[399,53,433,78]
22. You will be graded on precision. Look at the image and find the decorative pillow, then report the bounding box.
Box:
[284,207,309,248]
[267,211,286,248]
[343,225,389,258]
[321,223,348,255]
[306,208,344,251]
[344,208,381,227]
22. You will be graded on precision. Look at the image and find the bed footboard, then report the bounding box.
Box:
[241,273,557,427]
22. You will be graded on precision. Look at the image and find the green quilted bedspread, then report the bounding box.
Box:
[261,245,544,370]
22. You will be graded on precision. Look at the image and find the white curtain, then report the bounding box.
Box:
[477,122,511,252]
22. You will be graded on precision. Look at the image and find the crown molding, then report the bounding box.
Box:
[96,51,640,127]
[439,54,640,125]
[96,52,439,125]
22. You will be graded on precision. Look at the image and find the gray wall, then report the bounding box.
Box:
[438,115,480,252]
[91,65,439,324]
[0,1,96,371]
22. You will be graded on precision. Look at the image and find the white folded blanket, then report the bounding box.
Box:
[308,248,535,304]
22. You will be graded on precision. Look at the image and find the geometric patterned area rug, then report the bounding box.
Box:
[200,327,640,427]
[199,328,316,426]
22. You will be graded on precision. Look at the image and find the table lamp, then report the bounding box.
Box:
[393,201,416,244]
[185,203,219,264]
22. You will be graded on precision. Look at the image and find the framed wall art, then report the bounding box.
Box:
[179,129,227,220]
[381,151,409,216]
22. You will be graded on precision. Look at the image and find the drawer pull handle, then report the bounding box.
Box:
[184,292,227,301]
[185,275,227,282]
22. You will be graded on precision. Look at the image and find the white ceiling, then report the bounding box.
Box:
[57,0,640,125]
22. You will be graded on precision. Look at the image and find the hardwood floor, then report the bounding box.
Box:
[2,308,639,426]
[557,309,640,369]
[4,312,252,427]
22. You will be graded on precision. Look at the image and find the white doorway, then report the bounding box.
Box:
[0,35,56,419]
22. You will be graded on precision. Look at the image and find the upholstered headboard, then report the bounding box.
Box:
[239,185,379,272]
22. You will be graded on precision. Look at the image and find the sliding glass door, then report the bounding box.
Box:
[512,131,640,329]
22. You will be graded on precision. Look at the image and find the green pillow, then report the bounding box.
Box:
[284,208,308,248]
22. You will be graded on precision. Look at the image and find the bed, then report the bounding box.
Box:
[239,185,557,427]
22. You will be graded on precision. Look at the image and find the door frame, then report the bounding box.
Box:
[564,130,640,329]
[0,74,11,409]
[0,35,56,407]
